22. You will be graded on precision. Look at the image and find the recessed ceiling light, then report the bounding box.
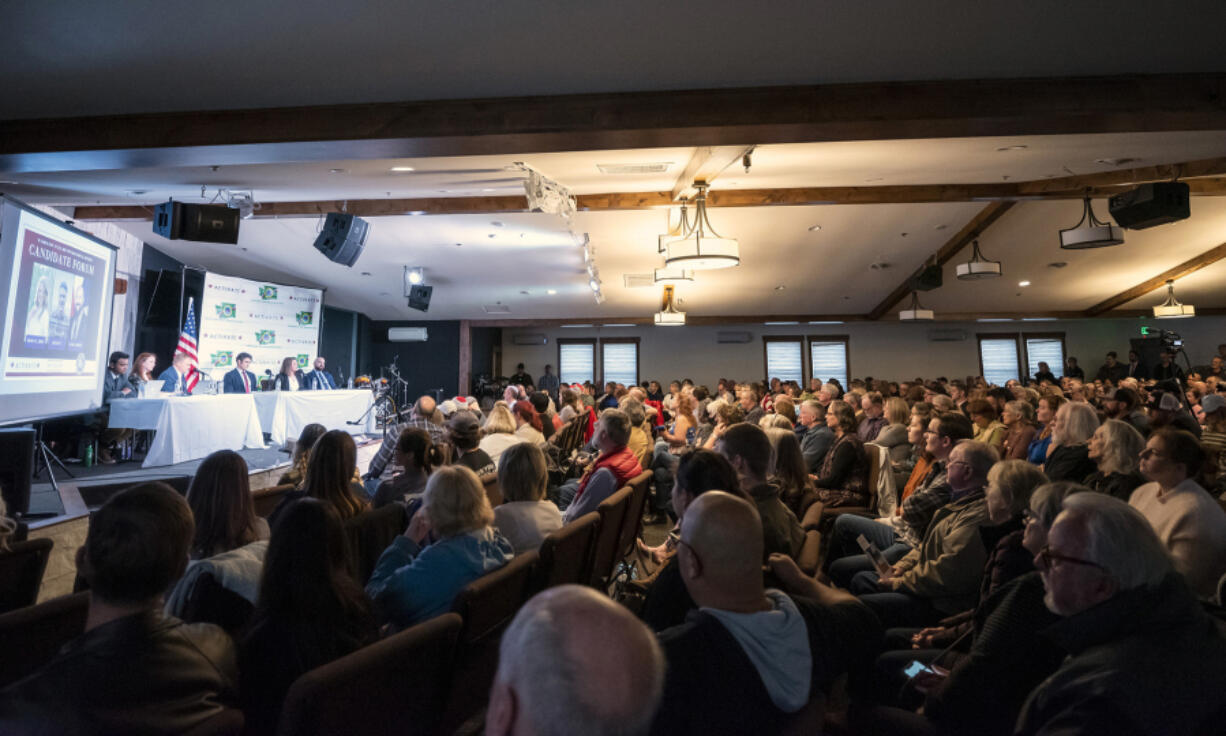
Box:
[390,166,415,172]
[1018,280,1031,287]
[807,224,822,232]
[935,224,947,230]
[1047,262,1068,269]
[482,188,496,192]
[996,145,1028,152]
[520,290,529,295]
[126,189,149,196]
[454,243,462,247]
[379,292,389,296]
[329,168,346,174]
[774,285,786,291]
[408,211,426,216]
[546,289,557,295]
[488,234,496,238]
[360,272,372,276]
[1094,157,1138,166]
[491,221,503,227]
[864,177,884,183]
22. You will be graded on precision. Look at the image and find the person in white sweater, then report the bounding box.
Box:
[492,442,562,554]
[1130,428,1226,599]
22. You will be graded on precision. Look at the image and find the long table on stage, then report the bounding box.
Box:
[253,389,376,445]
[108,394,266,468]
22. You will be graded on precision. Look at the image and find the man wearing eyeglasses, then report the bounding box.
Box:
[1016,492,1226,736]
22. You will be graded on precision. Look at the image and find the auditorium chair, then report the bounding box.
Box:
[276,613,463,736]
[616,471,653,561]
[0,537,53,615]
[343,503,408,583]
[176,572,256,636]
[482,474,503,508]
[587,486,632,590]
[441,550,540,733]
[534,511,600,591]
[182,708,245,736]
[0,591,89,688]
[802,443,882,533]
[252,483,296,519]
[552,412,590,459]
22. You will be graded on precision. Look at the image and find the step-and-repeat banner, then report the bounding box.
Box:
[196,272,323,380]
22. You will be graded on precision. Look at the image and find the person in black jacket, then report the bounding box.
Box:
[1082,420,1146,500]
[1042,402,1099,483]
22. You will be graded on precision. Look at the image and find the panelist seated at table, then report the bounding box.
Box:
[303,356,337,390]
[223,352,260,394]
[127,352,158,392]
[272,356,306,391]
[158,353,194,395]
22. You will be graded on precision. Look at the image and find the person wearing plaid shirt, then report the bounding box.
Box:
[364,396,446,490]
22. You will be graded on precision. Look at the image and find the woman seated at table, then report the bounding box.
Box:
[272,356,304,391]
[269,429,369,528]
[127,352,157,391]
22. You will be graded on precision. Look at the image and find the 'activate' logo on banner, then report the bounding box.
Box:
[295,311,313,326]
[254,329,276,345]
[215,303,237,319]
[258,285,278,301]
[296,354,310,368]
[210,351,234,367]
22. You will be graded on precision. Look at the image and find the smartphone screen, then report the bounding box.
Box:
[903,660,934,679]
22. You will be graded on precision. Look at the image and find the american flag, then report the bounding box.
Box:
[178,297,200,393]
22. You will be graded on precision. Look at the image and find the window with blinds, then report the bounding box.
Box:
[1024,336,1066,380]
[557,340,595,386]
[764,338,804,384]
[979,336,1021,386]
[601,340,639,387]
[809,339,849,389]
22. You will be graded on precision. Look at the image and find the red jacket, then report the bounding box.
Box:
[575,446,643,501]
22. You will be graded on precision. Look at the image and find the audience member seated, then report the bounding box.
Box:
[1026,394,1064,465]
[715,423,804,559]
[493,443,563,554]
[807,400,870,511]
[1202,394,1226,494]
[1082,419,1146,500]
[0,495,15,551]
[479,404,526,469]
[528,391,557,441]
[1015,493,1226,735]
[366,466,514,630]
[372,427,441,509]
[1042,401,1099,482]
[239,498,378,734]
[827,413,974,588]
[1103,386,1149,437]
[1000,400,1038,460]
[486,585,665,736]
[700,399,744,451]
[512,400,547,444]
[1131,428,1226,599]
[851,441,996,628]
[858,391,888,442]
[621,398,653,469]
[650,491,881,736]
[967,399,1006,451]
[639,450,744,632]
[796,399,834,473]
[1148,390,1202,438]
[0,483,238,734]
[365,396,447,490]
[873,397,913,466]
[269,429,369,529]
[766,427,816,517]
[278,422,327,487]
[562,409,643,520]
[442,410,494,478]
[165,450,270,623]
[557,388,584,424]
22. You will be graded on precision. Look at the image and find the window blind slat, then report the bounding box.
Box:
[1025,338,1065,380]
[980,338,1020,386]
[559,343,595,386]
[602,343,638,386]
[765,341,804,384]
[810,341,848,389]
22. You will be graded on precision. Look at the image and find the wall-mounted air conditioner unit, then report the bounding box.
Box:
[716,331,754,344]
[512,334,548,346]
[388,327,428,342]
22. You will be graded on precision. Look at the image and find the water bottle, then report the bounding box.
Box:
[84,443,94,468]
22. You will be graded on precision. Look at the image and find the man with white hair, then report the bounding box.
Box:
[486,585,665,736]
[797,400,833,472]
[1016,492,1226,735]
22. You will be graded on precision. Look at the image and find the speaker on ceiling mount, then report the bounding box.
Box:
[153,201,241,244]
[1108,182,1190,230]
[312,213,370,266]
[408,284,433,312]
[910,264,943,291]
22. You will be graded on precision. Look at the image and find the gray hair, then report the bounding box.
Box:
[621,399,647,428]
[1053,402,1099,447]
[496,586,665,736]
[954,439,998,478]
[1060,492,1173,591]
[1094,419,1146,476]
[930,395,955,412]
[800,399,823,417]
[1029,481,1086,528]
[759,414,793,430]
[987,459,1048,516]
[822,382,842,399]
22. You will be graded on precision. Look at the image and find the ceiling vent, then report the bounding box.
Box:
[482,304,511,314]
[623,274,656,288]
[716,331,754,344]
[597,162,673,174]
[927,329,968,342]
[511,333,548,346]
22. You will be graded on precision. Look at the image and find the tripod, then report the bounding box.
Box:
[30,422,73,494]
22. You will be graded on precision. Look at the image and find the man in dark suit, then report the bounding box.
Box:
[158,352,193,395]
[99,351,135,464]
[1124,350,1149,380]
[222,352,258,394]
[304,355,337,390]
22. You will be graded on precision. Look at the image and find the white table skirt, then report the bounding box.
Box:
[108,394,267,467]
[253,389,376,445]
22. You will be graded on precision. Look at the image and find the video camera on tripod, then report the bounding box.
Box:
[1141,326,1183,352]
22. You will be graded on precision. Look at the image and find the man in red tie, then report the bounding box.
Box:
[222,352,258,394]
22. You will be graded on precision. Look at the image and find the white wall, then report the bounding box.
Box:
[501,316,1226,386]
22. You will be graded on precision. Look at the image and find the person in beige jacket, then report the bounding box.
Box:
[849,440,997,628]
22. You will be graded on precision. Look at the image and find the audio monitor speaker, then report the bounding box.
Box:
[153,201,241,244]
[312,213,370,266]
[1108,182,1190,229]
[408,284,433,312]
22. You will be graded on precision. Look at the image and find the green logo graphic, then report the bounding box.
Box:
[258,285,278,300]
[254,329,276,345]
[210,350,234,367]
[215,302,237,319]
[296,354,310,368]
[295,310,313,326]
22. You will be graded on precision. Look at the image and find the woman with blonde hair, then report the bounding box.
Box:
[1042,401,1099,482]
[1083,418,1147,500]
[492,442,562,554]
[1026,394,1066,465]
[873,396,913,466]
[479,403,525,469]
[366,465,514,629]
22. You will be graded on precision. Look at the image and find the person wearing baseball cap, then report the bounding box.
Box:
[1148,392,1202,438]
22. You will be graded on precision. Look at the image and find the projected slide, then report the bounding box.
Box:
[196,272,323,380]
[0,197,117,424]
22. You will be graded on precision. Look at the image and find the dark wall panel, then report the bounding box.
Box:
[362,320,460,401]
[319,305,358,385]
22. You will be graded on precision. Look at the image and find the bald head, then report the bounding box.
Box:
[488,585,664,736]
[679,491,764,606]
[414,395,436,418]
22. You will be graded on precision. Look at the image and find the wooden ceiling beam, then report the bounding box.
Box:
[1016,155,1226,195]
[671,146,756,201]
[865,202,1016,321]
[1083,239,1226,315]
[6,74,1226,174]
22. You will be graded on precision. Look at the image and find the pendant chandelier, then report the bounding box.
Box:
[955,240,1002,280]
[899,291,934,321]
[1152,279,1195,318]
[1059,196,1124,249]
[654,285,686,326]
[661,182,740,270]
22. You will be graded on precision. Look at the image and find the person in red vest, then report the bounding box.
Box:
[561,408,643,522]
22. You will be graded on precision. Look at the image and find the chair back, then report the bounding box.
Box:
[862,443,881,515]
[0,591,89,688]
[182,708,245,736]
[615,471,653,564]
[252,483,296,519]
[343,504,408,583]
[277,613,463,736]
[0,537,54,615]
[553,411,590,458]
[536,512,600,591]
[483,474,503,508]
[588,486,631,589]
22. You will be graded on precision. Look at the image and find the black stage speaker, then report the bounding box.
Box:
[0,428,35,516]
[408,284,433,312]
[1109,182,1190,230]
[313,213,370,267]
[153,201,241,244]
[911,264,943,291]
